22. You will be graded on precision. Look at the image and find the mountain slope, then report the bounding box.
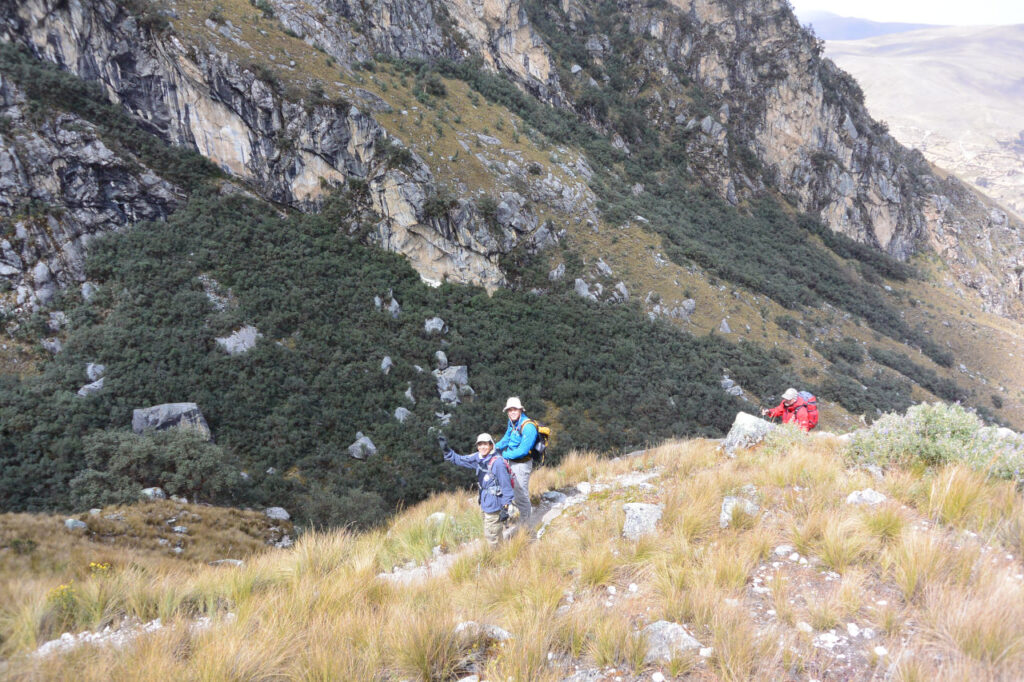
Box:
[825,24,1024,220]
[3,410,1024,679]
[2,0,1024,527]
[796,10,942,40]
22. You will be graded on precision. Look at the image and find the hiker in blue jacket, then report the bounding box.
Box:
[439,432,514,547]
[494,396,537,528]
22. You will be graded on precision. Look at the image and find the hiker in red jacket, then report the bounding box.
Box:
[762,388,816,432]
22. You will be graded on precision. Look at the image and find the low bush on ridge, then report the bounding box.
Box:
[846,403,1024,485]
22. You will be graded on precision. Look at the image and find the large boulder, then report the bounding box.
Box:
[622,503,663,540]
[265,507,291,521]
[131,403,211,439]
[721,412,775,456]
[348,431,378,459]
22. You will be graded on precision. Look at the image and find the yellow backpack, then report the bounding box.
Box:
[517,418,551,466]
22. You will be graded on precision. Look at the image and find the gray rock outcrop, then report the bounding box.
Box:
[264,507,291,522]
[0,73,178,311]
[424,317,446,334]
[394,406,413,423]
[642,620,702,664]
[76,377,104,397]
[140,487,166,501]
[721,412,775,456]
[215,325,262,355]
[86,363,106,382]
[622,503,663,540]
[348,431,378,459]
[64,518,87,531]
[846,488,886,506]
[131,403,211,439]
[720,495,759,528]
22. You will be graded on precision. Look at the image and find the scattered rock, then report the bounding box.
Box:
[209,559,244,567]
[381,356,394,374]
[41,338,63,354]
[797,621,813,633]
[434,350,448,370]
[64,518,87,531]
[454,620,512,642]
[721,412,775,456]
[622,503,663,540]
[348,431,377,459]
[86,363,106,381]
[548,263,566,281]
[574,278,597,301]
[172,526,188,534]
[642,620,701,663]
[405,383,416,404]
[131,403,211,439]
[774,544,794,557]
[719,496,759,528]
[394,407,413,423]
[274,535,294,549]
[77,377,105,397]
[427,512,450,526]
[541,490,568,505]
[846,489,886,506]
[424,317,446,334]
[613,281,629,301]
[719,318,732,334]
[141,487,167,501]
[215,325,262,355]
[264,507,291,522]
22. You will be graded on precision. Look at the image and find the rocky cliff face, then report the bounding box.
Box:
[1,0,1021,317]
[0,72,179,308]
[0,0,562,301]
[536,0,1024,316]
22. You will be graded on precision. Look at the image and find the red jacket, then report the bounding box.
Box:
[765,397,813,431]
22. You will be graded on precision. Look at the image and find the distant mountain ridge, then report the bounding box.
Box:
[795,9,943,40]
[824,24,1024,219]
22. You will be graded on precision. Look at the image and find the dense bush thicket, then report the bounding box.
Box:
[868,347,967,403]
[847,403,1024,486]
[0,190,796,526]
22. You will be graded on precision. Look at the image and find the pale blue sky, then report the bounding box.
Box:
[788,0,1024,26]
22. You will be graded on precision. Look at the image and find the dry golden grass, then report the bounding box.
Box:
[4,435,1024,680]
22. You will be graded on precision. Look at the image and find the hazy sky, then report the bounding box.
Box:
[788,0,1024,26]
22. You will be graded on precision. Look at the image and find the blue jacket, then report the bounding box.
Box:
[495,413,538,461]
[444,448,515,513]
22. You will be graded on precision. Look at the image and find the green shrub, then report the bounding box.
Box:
[68,428,241,508]
[846,403,1024,485]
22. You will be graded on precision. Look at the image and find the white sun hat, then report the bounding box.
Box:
[503,396,524,412]
[476,433,495,445]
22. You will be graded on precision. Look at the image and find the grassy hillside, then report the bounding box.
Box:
[4,7,1024,531]
[2,403,1023,679]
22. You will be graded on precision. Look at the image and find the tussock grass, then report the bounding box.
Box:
[922,574,1024,669]
[884,531,963,601]
[860,502,909,543]
[4,433,1024,680]
[530,450,600,492]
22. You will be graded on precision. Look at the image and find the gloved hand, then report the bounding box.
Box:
[437,434,449,453]
[497,508,509,523]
